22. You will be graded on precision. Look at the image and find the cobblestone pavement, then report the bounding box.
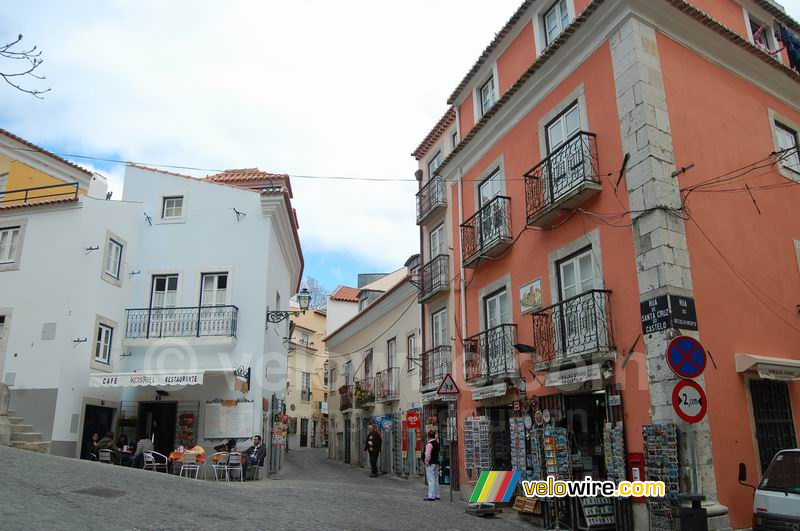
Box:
[0,445,530,530]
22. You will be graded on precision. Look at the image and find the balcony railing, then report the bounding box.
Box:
[463,324,518,384]
[460,195,512,267]
[524,131,601,226]
[531,289,614,370]
[376,367,399,402]
[418,254,450,302]
[0,182,80,207]
[339,385,353,411]
[416,175,446,224]
[354,378,375,408]
[421,345,452,391]
[125,306,238,339]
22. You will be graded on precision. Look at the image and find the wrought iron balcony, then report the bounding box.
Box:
[125,306,238,339]
[524,131,601,227]
[339,385,353,411]
[531,289,614,371]
[354,378,375,408]
[417,254,450,302]
[376,367,399,402]
[416,175,446,224]
[460,195,512,267]
[421,345,452,391]
[463,324,518,384]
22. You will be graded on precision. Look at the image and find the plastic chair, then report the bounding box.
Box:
[143,451,169,473]
[226,452,244,482]
[98,449,115,464]
[210,452,229,481]
[179,451,201,479]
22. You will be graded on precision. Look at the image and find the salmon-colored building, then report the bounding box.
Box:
[413,0,800,528]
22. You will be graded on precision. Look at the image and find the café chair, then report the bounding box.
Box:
[179,451,201,479]
[226,452,244,482]
[143,451,169,473]
[210,452,229,481]
[98,449,115,464]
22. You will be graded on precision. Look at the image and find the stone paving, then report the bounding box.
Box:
[0,445,530,530]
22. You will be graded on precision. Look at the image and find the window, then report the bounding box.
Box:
[546,103,581,153]
[430,223,446,257]
[432,308,447,347]
[104,239,123,279]
[330,367,336,388]
[451,131,458,148]
[775,122,800,174]
[344,361,352,385]
[544,0,570,46]
[161,196,184,219]
[95,324,113,364]
[324,364,329,387]
[750,379,796,471]
[201,273,228,306]
[0,172,7,193]
[407,334,416,371]
[299,332,310,346]
[558,249,595,300]
[478,169,505,245]
[387,337,397,369]
[484,289,511,330]
[364,349,373,378]
[0,227,20,264]
[428,151,443,179]
[301,372,311,401]
[479,76,496,116]
[151,275,179,308]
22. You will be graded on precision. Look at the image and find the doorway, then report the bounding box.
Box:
[80,405,115,459]
[564,392,608,479]
[138,401,177,455]
[300,418,309,447]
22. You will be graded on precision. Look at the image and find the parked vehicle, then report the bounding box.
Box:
[739,449,800,529]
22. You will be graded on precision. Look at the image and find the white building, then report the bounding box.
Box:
[0,160,303,462]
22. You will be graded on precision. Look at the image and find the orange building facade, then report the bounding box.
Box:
[413,0,800,528]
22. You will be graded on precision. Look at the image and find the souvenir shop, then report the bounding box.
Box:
[422,395,455,487]
[462,381,634,530]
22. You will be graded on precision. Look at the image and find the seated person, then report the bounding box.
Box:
[132,433,154,468]
[96,431,121,463]
[241,435,266,479]
[84,432,101,461]
[116,433,129,452]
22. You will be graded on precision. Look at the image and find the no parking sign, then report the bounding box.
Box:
[666,336,706,379]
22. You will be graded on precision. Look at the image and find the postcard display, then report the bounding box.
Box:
[464,417,491,480]
[603,421,626,483]
[509,417,530,479]
[643,423,680,530]
[542,425,572,530]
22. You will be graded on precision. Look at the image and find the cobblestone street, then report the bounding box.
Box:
[0,446,528,530]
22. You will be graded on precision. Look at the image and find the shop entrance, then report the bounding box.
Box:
[300,418,309,447]
[343,418,351,464]
[80,404,115,459]
[138,401,177,455]
[486,406,512,471]
[564,392,608,479]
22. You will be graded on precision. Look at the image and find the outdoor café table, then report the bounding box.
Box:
[168,451,206,474]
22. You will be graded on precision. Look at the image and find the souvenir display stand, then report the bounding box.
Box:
[643,423,680,530]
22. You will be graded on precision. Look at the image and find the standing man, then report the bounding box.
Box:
[365,422,382,477]
[423,429,440,501]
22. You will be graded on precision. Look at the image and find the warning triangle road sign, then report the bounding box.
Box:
[436,373,460,396]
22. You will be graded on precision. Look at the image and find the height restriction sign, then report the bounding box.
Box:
[666,336,706,379]
[672,379,708,424]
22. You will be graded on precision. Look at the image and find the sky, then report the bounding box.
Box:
[2,1,799,292]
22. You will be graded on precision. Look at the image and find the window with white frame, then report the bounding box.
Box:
[201,273,228,306]
[301,372,311,401]
[430,223,446,257]
[364,349,373,378]
[546,103,581,153]
[344,360,352,385]
[428,151,443,179]
[0,227,21,264]
[747,13,780,55]
[0,172,8,193]
[95,323,113,364]
[387,337,397,369]
[161,196,184,219]
[329,366,336,388]
[484,288,511,330]
[451,131,458,148]
[432,308,448,347]
[775,122,800,174]
[104,238,123,279]
[544,0,570,46]
[558,249,595,300]
[479,76,496,116]
[407,334,415,371]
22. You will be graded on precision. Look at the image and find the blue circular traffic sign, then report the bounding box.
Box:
[666,336,706,379]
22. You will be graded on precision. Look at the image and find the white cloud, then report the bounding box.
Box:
[2,0,518,270]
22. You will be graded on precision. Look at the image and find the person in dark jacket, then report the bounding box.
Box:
[424,430,441,501]
[242,435,266,479]
[364,423,382,477]
[96,431,121,464]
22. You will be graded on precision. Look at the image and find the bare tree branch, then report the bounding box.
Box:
[301,277,329,311]
[0,34,50,98]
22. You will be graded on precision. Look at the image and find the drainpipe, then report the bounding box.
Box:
[457,168,466,381]
[415,169,425,389]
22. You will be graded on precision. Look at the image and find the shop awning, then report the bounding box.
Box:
[88,368,234,388]
[735,354,800,381]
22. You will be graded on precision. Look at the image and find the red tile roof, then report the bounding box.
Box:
[0,196,79,210]
[0,129,92,177]
[412,108,456,161]
[207,168,294,198]
[329,286,360,303]
[446,0,535,105]
[325,276,413,343]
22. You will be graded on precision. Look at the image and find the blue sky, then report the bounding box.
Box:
[3,1,799,293]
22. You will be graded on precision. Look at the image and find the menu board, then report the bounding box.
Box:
[204,401,254,439]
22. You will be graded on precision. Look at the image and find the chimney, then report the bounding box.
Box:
[87,172,109,199]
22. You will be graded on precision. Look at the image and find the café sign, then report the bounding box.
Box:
[89,370,205,387]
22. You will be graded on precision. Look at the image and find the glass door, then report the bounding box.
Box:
[200,273,229,336]
[478,170,504,249]
[546,104,581,201]
[558,250,597,357]
[150,275,178,337]
[483,289,511,376]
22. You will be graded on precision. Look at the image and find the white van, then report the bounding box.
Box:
[739,449,800,529]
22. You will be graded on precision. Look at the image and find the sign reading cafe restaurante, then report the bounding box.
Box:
[89,370,205,387]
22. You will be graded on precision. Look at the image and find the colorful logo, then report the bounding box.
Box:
[469,471,522,503]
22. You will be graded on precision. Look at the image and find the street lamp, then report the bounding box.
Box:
[266,288,312,326]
